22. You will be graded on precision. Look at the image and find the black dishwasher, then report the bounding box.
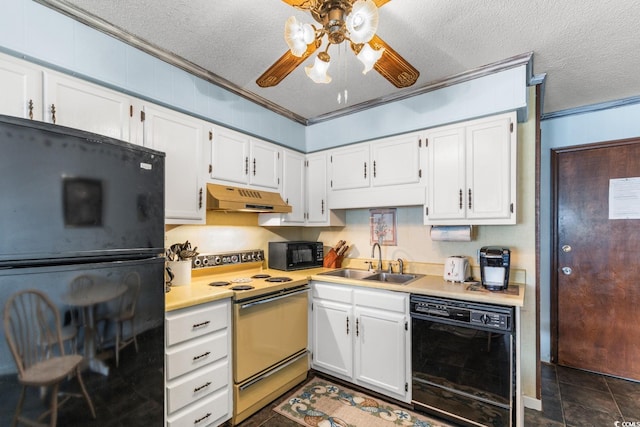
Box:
[410,295,515,427]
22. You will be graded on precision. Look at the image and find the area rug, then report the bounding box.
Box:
[274,379,454,427]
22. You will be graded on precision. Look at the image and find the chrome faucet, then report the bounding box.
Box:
[371,242,382,272]
[397,258,404,274]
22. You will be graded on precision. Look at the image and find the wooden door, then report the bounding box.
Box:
[552,139,640,380]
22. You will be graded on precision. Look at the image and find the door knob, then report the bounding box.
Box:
[561,267,572,275]
[561,245,572,253]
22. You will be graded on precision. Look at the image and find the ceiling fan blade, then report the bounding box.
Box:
[281,0,314,9]
[369,34,420,88]
[256,42,319,88]
[373,0,392,7]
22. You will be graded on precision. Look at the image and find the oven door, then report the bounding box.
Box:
[233,285,309,383]
[412,314,514,426]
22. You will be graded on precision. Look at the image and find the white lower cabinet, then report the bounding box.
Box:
[165,299,232,427]
[310,282,411,403]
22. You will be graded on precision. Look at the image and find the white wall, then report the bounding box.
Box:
[539,102,640,362]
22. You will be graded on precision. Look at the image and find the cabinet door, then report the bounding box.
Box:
[211,127,249,185]
[330,144,370,190]
[281,149,306,224]
[465,115,515,221]
[43,71,132,142]
[143,104,205,223]
[354,306,408,401]
[311,299,353,379]
[306,153,329,225]
[426,126,466,221]
[372,134,421,187]
[249,139,281,190]
[0,54,42,120]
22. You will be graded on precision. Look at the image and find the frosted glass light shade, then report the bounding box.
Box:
[356,43,384,74]
[345,0,379,44]
[305,54,332,83]
[284,16,315,57]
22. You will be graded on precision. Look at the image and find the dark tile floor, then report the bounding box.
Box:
[237,364,640,427]
[525,363,640,426]
[0,326,164,427]
[4,347,638,427]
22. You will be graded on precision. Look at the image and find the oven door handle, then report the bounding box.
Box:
[239,350,308,391]
[239,287,309,310]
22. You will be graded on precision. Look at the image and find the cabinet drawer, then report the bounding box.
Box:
[167,361,229,414]
[166,389,230,427]
[166,331,228,380]
[313,282,353,303]
[166,301,229,347]
[354,289,407,313]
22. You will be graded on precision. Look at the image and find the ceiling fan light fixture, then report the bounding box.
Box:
[345,0,379,44]
[305,51,332,83]
[356,43,384,74]
[284,16,315,57]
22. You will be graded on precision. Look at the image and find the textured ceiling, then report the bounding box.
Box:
[42,0,640,124]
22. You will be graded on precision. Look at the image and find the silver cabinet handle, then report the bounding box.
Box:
[562,267,572,275]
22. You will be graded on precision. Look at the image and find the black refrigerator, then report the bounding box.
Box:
[0,115,165,425]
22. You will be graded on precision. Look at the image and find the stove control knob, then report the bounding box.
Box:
[480,314,491,324]
[231,255,239,263]
[214,256,221,265]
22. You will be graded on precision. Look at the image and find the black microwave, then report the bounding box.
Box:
[268,241,324,271]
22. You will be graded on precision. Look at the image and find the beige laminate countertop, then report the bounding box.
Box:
[166,265,524,311]
[310,271,525,307]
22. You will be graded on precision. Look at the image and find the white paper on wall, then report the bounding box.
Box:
[609,177,640,219]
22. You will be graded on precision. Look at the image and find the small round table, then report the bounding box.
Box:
[62,282,127,376]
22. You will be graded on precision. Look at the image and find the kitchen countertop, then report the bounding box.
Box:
[166,265,524,311]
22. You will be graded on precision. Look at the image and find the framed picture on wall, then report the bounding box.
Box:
[370,208,397,245]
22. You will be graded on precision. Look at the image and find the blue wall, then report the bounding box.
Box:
[538,102,640,361]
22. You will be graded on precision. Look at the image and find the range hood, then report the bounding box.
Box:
[206,184,292,213]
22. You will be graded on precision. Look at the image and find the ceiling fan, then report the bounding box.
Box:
[256,0,419,88]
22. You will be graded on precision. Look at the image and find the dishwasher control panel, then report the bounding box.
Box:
[410,295,513,332]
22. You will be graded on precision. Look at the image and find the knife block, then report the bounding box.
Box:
[323,248,343,268]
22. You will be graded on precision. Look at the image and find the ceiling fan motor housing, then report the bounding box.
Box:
[315,0,353,44]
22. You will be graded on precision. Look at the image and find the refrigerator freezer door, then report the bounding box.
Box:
[0,115,165,265]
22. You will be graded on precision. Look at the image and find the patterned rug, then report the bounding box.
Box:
[274,379,454,427]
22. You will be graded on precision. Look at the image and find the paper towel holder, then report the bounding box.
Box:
[430,225,474,242]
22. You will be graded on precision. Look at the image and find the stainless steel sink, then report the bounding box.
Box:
[319,269,373,280]
[363,272,420,284]
[318,269,423,285]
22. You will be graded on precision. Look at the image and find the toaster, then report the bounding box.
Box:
[444,256,470,282]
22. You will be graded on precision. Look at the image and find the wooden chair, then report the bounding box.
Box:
[3,289,96,427]
[99,272,141,367]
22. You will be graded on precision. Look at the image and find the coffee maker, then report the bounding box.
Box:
[479,247,511,291]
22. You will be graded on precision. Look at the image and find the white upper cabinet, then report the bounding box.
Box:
[0,54,42,121]
[210,126,249,185]
[43,71,141,144]
[258,151,345,227]
[143,104,206,224]
[306,152,345,226]
[210,126,281,191]
[371,134,422,187]
[281,148,306,224]
[329,133,425,209]
[330,144,370,191]
[424,111,517,225]
[249,138,281,190]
